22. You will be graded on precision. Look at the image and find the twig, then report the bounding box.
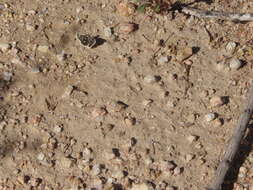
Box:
[182,7,253,22]
[207,81,253,190]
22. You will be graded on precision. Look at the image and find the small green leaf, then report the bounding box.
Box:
[137,4,148,13]
[153,4,160,13]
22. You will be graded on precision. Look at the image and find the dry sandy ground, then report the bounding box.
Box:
[0,0,253,189]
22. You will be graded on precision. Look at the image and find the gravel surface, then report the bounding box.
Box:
[0,0,253,189]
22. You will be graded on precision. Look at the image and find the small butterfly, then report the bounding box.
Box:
[76,33,97,48]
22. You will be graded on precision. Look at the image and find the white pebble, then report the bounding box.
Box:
[205,113,216,122]
[158,56,169,64]
[111,170,125,179]
[229,58,242,70]
[166,186,176,190]
[239,166,247,174]
[60,157,74,168]
[187,135,198,143]
[142,99,153,107]
[225,42,237,54]
[56,51,67,62]
[37,45,49,53]
[144,75,160,84]
[37,152,45,161]
[0,42,11,52]
[185,154,195,162]
[144,157,153,165]
[173,166,182,175]
[91,164,101,176]
[54,125,63,133]
[131,183,154,190]
[210,96,225,107]
[104,151,116,160]
[28,10,36,15]
[167,100,176,108]
[104,27,113,38]
[213,118,223,127]
[215,61,229,72]
[3,72,12,81]
[62,85,74,98]
[83,147,92,157]
[30,67,40,73]
[26,24,36,31]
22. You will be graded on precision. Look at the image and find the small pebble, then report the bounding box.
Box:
[111,170,125,179]
[177,47,193,61]
[37,45,49,53]
[57,51,67,62]
[37,152,45,161]
[30,178,40,187]
[168,73,178,81]
[166,186,176,190]
[83,147,92,157]
[119,22,136,34]
[104,27,113,38]
[91,107,107,118]
[47,137,57,150]
[26,24,36,31]
[200,90,209,98]
[104,151,116,160]
[110,101,128,112]
[60,157,75,168]
[229,58,243,70]
[173,166,183,175]
[91,164,101,176]
[28,10,37,15]
[158,56,169,65]
[167,100,176,107]
[167,161,177,170]
[185,154,195,162]
[13,169,20,175]
[186,114,196,123]
[17,175,30,185]
[205,113,216,122]
[210,96,225,107]
[184,59,193,66]
[62,85,74,98]
[195,142,203,149]
[54,125,63,133]
[117,2,136,17]
[225,42,237,55]
[187,135,198,143]
[142,99,153,107]
[213,118,223,127]
[239,166,247,174]
[144,157,153,165]
[124,117,136,126]
[144,75,161,84]
[0,42,11,52]
[215,61,229,72]
[131,182,154,190]
[30,67,40,74]
[3,72,12,81]
[160,160,176,172]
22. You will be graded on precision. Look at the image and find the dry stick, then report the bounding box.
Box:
[207,82,253,190]
[182,7,253,21]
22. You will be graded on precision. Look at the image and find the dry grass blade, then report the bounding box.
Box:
[182,7,253,22]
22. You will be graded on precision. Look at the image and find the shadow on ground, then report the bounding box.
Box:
[0,77,15,158]
[222,123,253,190]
